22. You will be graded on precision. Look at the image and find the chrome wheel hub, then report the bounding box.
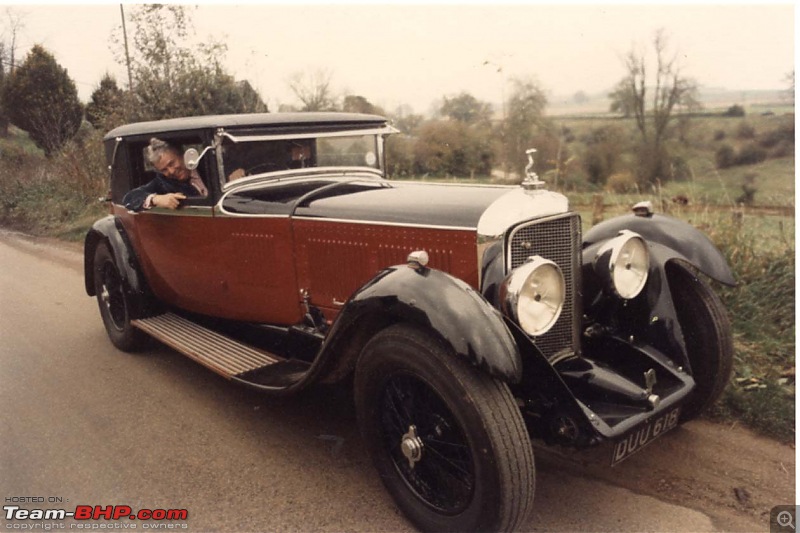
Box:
[100,285,110,308]
[401,425,424,469]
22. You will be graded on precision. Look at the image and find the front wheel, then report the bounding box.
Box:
[354,324,535,532]
[668,263,734,422]
[93,243,146,352]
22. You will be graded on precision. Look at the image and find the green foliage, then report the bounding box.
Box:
[3,45,84,156]
[704,215,795,441]
[735,121,756,139]
[501,77,548,177]
[735,143,767,165]
[384,134,415,178]
[608,78,635,117]
[0,43,8,137]
[85,74,128,130]
[724,104,745,117]
[581,125,626,185]
[614,30,701,186]
[118,5,267,121]
[0,128,106,236]
[412,120,494,177]
[440,92,493,125]
[389,105,425,135]
[715,144,736,169]
[342,95,385,116]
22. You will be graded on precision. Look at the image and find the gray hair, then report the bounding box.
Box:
[145,138,178,164]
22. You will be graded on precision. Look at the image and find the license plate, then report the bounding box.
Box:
[611,407,681,465]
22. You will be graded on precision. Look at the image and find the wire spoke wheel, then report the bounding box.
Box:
[380,373,474,514]
[355,324,535,532]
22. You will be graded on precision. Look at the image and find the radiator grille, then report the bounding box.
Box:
[508,214,581,359]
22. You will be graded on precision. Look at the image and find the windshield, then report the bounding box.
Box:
[221,134,380,183]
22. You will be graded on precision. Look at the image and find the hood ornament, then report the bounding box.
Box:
[521,148,545,190]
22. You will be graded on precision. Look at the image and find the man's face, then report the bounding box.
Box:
[154,150,190,182]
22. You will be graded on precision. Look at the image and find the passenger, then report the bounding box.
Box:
[123,138,208,212]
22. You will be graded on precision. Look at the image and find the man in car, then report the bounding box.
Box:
[123,138,208,211]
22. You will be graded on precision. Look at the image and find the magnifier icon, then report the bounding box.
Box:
[778,511,795,530]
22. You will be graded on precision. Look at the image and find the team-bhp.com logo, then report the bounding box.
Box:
[4,504,188,521]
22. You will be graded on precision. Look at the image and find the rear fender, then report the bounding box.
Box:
[319,265,523,384]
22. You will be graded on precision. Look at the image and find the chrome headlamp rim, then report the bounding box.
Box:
[501,255,566,336]
[598,230,650,299]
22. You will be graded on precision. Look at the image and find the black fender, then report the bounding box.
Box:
[582,213,734,369]
[84,216,155,318]
[583,213,735,286]
[315,264,523,385]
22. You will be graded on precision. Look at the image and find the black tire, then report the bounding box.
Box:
[668,263,734,422]
[93,243,146,352]
[354,324,535,533]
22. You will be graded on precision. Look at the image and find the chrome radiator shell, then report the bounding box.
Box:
[506,213,582,359]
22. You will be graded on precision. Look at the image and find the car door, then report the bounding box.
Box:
[205,179,338,326]
[117,135,221,315]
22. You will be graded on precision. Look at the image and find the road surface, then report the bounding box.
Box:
[0,230,794,531]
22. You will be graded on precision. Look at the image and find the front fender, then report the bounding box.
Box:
[84,216,154,318]
[323,265,523,383]
[583,213,735,286]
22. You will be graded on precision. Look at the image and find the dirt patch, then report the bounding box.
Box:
[535,418,795,531]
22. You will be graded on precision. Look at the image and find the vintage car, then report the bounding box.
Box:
[85,112,734,532]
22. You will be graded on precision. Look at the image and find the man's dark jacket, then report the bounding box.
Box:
[122,174,202,212]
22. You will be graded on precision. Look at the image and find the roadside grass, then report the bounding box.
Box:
[0,127,107,240]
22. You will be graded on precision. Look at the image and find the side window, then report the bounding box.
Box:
[109,140,131,204]
[127,135,215,206]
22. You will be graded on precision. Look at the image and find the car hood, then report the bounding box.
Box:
[293,182,514,229]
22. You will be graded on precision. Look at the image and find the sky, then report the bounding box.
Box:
[3,2,795,114]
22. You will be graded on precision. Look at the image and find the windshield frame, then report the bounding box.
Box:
[215,125,397,191]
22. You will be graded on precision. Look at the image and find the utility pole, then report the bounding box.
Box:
[120,4,133,91]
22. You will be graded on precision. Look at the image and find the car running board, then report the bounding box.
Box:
[132,312,282,379]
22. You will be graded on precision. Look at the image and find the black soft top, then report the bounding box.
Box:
[104,112,388,141]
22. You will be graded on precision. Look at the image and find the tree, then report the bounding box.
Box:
[3,45,83,155]
[342,94,385,116]
[0,8,26,137]
[784,70,794,105]
[617,29,699,185]
[500,77,548,178]
[287,68,338,111]
[440,92,493,126]
[413,120,493,178]
[114,4,267,120]
[608,79,636,118]
[389,104,424,135]
[86,74,127,129]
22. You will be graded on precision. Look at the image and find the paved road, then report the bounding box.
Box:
[0,231,748,531]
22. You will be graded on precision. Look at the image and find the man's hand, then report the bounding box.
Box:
[227,168,246,181]
[153,193,186,209]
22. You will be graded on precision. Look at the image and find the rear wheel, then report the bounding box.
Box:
[93,244,146,352]
[354,324,535,532]
[668,263,733,422]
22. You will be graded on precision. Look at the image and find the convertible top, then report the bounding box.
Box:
[104,112,388,141]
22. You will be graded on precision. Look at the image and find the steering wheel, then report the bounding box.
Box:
[245,162,283,175]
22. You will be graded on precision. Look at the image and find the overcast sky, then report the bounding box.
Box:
[5,2,795,114]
